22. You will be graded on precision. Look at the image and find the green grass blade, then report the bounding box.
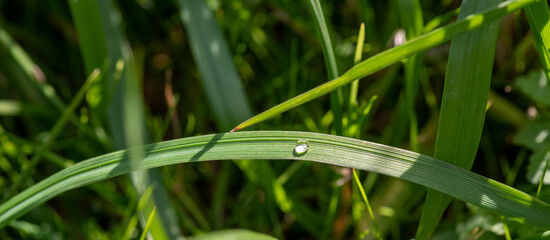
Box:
[397,0,424,152]
[139,207,156,240]
[307,0,339,80]
[423,7,461,33]
[0,28,65,113]
[306,0,343,135]
[100,1,179,238]
[176,1,293,237]
[188,229,277,240]
[176,0,252,131]
[230,0,536,132]
[0,26,104,146]
[212,162,230,230]
[347,24,380,239]
[349,23,365,107]
[1,69,100,201]
[69,0,180,239]
[524,0,550,80]
[352,169,381,240]
[0,131,549,229]
[178,189,212,232]
[416,0,501,238]
[122,186,154,240]
[67,0,108,91]
[306,1,344,235]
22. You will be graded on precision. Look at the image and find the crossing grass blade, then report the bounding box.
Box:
[423,8,460,33]
[176,1,293,237]
[306,0,343,135]
[416,0,501,238]
[306,1,344,237]
[139,207,156,240]
[0,27,67,113]
[176,0,252,131]
[352,169,381,240]
[69,0,180,239]
[0,131,549,230]
[524,0,550,80]
[397,0,424,152]
[121,186,153,240]
[0,26,104,145]
[230,0,537,133]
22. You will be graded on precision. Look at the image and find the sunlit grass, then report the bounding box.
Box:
[1,0,549,239]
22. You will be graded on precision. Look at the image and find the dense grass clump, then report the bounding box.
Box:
[0,0,549,239]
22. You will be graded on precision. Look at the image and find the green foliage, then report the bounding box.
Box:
[1,0,550,239]
[231,0,535,132]
[514,69,550,186]
[516,121,550,151]
[515,70,550,106]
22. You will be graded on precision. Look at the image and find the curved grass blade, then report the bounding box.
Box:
[0,131,549,230]
[230,0,536,133]
[416,0,501,238]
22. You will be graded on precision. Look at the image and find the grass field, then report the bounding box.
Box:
[1,0,550,239]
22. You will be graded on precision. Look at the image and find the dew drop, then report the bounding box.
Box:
[294,139,309,155]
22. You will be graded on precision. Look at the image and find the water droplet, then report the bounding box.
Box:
[294,139,309,155]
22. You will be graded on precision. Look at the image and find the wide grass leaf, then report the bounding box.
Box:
[416,0,501,238]
[0,131,549,230]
